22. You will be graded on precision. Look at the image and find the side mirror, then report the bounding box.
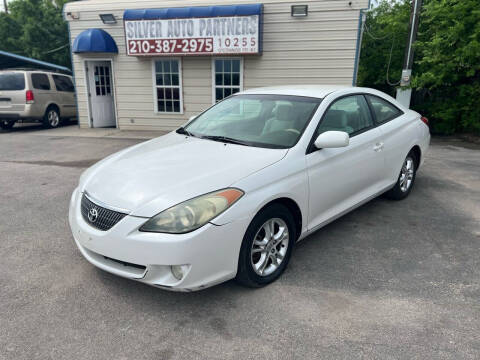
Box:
[314,131,349,149]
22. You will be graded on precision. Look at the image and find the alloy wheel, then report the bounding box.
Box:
[251,218,289,276]
[399,156,414,192]
[48,110,60,127]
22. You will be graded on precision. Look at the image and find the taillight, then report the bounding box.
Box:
[26,90,35,104]
[420,116,429,126]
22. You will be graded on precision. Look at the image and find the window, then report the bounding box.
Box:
[89,67,110,96]
[213,58,242,103]
[0,73,25,90]
[367,95,402,124]
[52,75,75,92]
[154,59,182,113]
[317,95,373,136]
[31,73,50,90]
[185,94,320,148]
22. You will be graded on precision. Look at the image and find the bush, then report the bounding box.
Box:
[358,0,480,135]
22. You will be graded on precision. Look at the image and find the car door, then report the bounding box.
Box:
[306,94,386,231]
[365,94,412,184]
[30,73,53,117]
[52,74,77,118]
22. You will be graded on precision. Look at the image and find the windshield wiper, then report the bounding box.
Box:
[200,135,252,146]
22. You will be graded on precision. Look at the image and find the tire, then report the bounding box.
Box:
[236,203,296,288]
[43,107,61,128]
[385,151,418,200]
[0,120,15,130]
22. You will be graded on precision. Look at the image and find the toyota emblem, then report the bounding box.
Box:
[88,207,99,223]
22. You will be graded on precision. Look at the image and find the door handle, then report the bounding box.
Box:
[373,142,384,152]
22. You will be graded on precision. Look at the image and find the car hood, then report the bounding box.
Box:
[80,132,287,217]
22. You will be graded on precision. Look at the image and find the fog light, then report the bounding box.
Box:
[171,265,189,281]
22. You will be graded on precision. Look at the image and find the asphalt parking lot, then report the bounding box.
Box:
[1,127,479,360]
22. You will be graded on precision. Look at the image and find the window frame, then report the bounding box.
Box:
[31,73,51,91]
[211,57,244,104]
[151,58,184,115]
[365,94,404,125]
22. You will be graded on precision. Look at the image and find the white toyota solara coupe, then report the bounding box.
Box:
[69,85,430,291]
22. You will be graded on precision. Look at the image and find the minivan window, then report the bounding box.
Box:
[0,73,25,90]
[31,73,51,90]
[52,75,75,92]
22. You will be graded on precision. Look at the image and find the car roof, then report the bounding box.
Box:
[238,85,352,99]
[0,69,71,76]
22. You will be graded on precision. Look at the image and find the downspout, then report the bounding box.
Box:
[352,0,370,86]
[62,4,81,129]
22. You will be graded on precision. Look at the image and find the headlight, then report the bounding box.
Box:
[139,188,244,234]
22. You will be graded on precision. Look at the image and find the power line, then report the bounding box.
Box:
[43,43,69,54]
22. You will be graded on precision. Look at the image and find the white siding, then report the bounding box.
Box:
[66,0,368,131]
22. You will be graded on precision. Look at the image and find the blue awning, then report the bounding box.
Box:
[123,4,262,20]
[73,29,118,54]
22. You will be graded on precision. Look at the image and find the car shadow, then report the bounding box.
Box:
[0,119,78,133]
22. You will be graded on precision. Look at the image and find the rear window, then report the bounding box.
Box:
[31,73,51,90]
[0,73,25,90]
[367,95,403,124]
[52,75,75,92]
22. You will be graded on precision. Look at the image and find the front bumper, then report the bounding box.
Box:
[68,188,250,291]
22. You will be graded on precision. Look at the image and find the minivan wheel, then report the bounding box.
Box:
[385,152,418,200]
[236,204,295,288]
[43,107,60,128]
[0,120,15,130]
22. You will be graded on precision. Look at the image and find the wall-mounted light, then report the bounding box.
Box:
[291,5,308,17]
[66,11,80,20]
[99,14,117,24]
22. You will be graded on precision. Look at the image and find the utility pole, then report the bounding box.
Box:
[2,0,8,14]
[396,0,422,108]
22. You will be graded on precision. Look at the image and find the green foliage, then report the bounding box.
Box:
[357,0,411,96]
[0,0,70,68]
[358,0,480,135]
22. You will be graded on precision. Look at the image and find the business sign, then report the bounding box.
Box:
[125,15,260,56]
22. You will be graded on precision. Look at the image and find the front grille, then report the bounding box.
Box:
[81,193,127,231]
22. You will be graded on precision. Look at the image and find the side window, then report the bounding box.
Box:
[367,95,402,124]
[31,73,50,90]
[52,75,75,92]
[213,58,242,102]
[317,95,373,136]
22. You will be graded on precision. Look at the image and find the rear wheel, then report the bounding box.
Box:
[43,107,60,128]
[0,120,15,130]
[385,152,418,200]
[236,204,295,287]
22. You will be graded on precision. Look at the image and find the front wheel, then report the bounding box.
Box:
[0,120,15,130]
[385,152,417,200]
[236,204,295,287]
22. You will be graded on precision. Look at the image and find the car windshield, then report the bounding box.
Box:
[0,73,25,90]
[183,94,321,149]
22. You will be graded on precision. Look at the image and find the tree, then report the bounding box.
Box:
[358,0,480,134]
[413,0,480,134]
[0,0,70,68]
[357,0,411,96]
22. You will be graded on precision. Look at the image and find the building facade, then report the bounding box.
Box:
[64,0,369,131]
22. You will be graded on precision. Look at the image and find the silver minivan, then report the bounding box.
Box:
[0,69,77,130]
